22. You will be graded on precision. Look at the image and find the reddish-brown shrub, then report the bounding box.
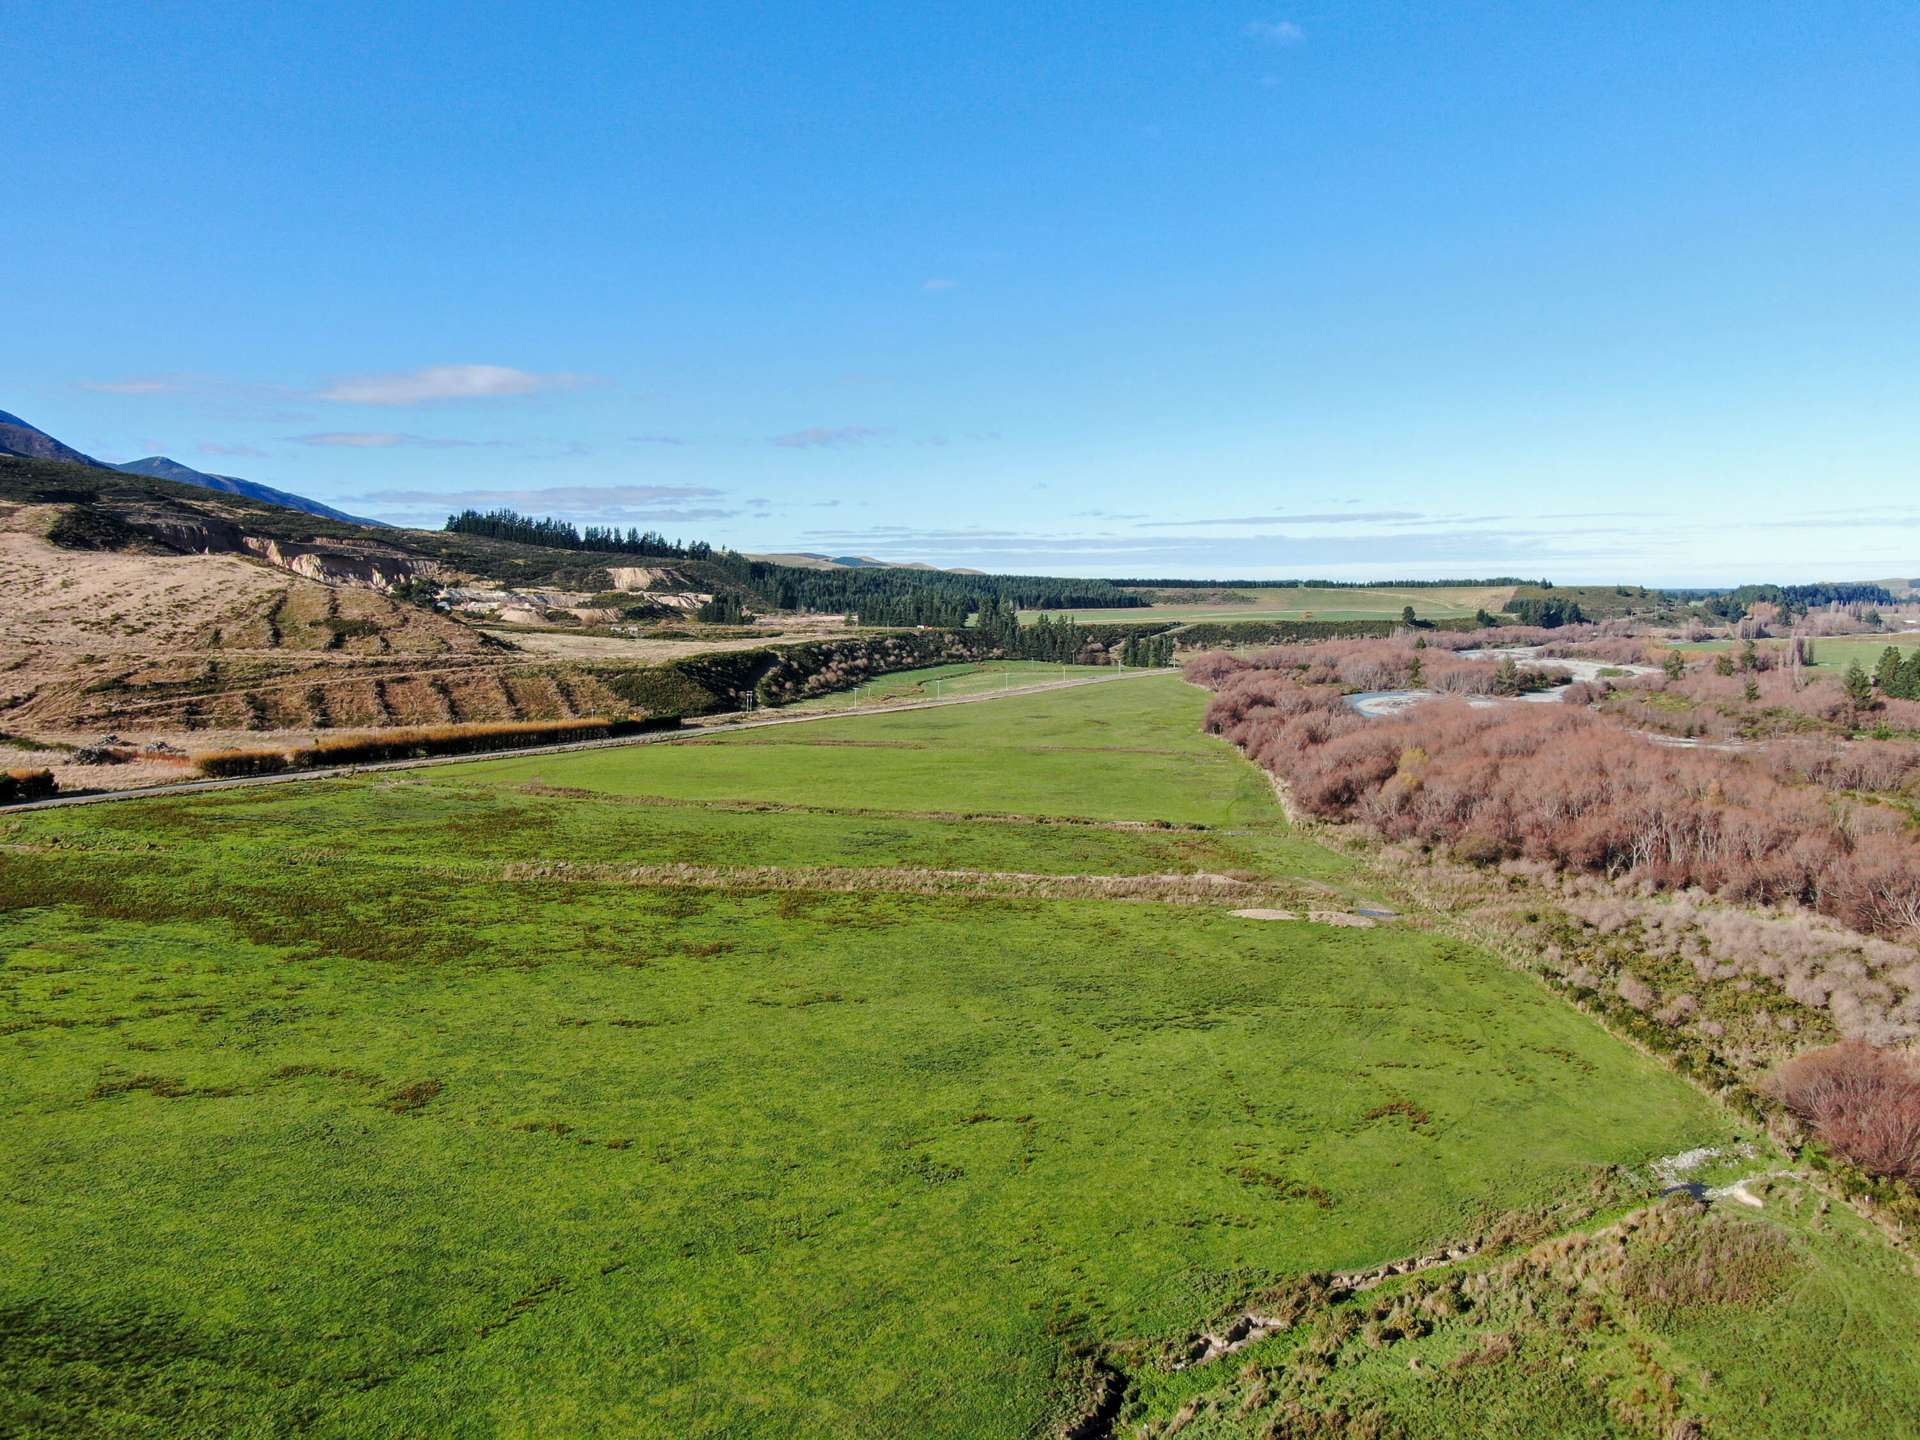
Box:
[1197,665,1920,941]
[1768,1040,1920,1179]
[1605,662,1920,744]
[1765,736,1920,796]
[1540,637,1657,666]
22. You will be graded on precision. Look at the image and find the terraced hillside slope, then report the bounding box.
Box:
[0,676,1787,1438]
[1,455,1170,788]
[0,454,883,786]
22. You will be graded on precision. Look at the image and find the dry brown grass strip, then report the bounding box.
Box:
[499,858,1324,908]
[507,782,1214,833]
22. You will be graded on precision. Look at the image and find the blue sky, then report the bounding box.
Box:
[5,1,1918,583]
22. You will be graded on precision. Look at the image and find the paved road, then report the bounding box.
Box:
[0,668,1172,814]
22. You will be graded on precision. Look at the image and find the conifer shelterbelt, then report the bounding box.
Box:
[695,593,751,625]
[1503,595,1587,627]
[445,507,716,558]
[1694,581,1899,620]
[1874,644,1920,700]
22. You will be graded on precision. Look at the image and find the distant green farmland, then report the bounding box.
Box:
[1,678,1753,1436]
[1020,583,1514,626]
[783,658,1093,710]
[1679,634,1920,672]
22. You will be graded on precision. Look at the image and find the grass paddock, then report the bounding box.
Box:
[0,676,1789,1438]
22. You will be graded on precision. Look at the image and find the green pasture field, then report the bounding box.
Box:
[0,676,1768,1437]
[1679,634,1920,673]
[1019,584,1514,626]
[783,658,1092,711]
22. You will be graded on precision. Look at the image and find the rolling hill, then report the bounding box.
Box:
[0,407,382,526]
[0,408,102,466]
[110,454,386,526]
[747,550,975,573]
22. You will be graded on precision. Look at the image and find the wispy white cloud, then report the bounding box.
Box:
[346,483,735,525]
[630,433,689,446]
[1157,511,1425,527]
[351,484,723,507]
[1752,510,1920,529]
[922,277,958,291]
[290,431,490,448]
[316,364,593,406]
[197,441,267,458]
[770,425,883,449]
[1244,18,1304,45]
[524,440,596,460]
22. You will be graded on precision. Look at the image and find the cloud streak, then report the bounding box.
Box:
[351,483,723,507]
[770,425,883,448]
[1156,511,1426,527]
[290,432,491,448]
[1244,19,1304,45]
[317,364,592,406]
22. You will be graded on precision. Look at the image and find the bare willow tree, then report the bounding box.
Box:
[1770,1041,1920,1180]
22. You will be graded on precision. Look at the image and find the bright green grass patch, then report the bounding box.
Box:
[1,884,1731,1439]
[784,659,1089,709]
[12,771,1354,884]
[0,676,1742,1438]
[1678,635,1919,672]
[465,676,1278,827]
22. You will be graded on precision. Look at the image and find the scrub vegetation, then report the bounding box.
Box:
[1195,641,1920,939]
[1123,1181,1920,1439]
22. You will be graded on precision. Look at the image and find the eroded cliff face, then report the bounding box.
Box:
[603,565,674,590]
[128,513,437,592]
[603,565,709,597]
[237,537,435,590]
